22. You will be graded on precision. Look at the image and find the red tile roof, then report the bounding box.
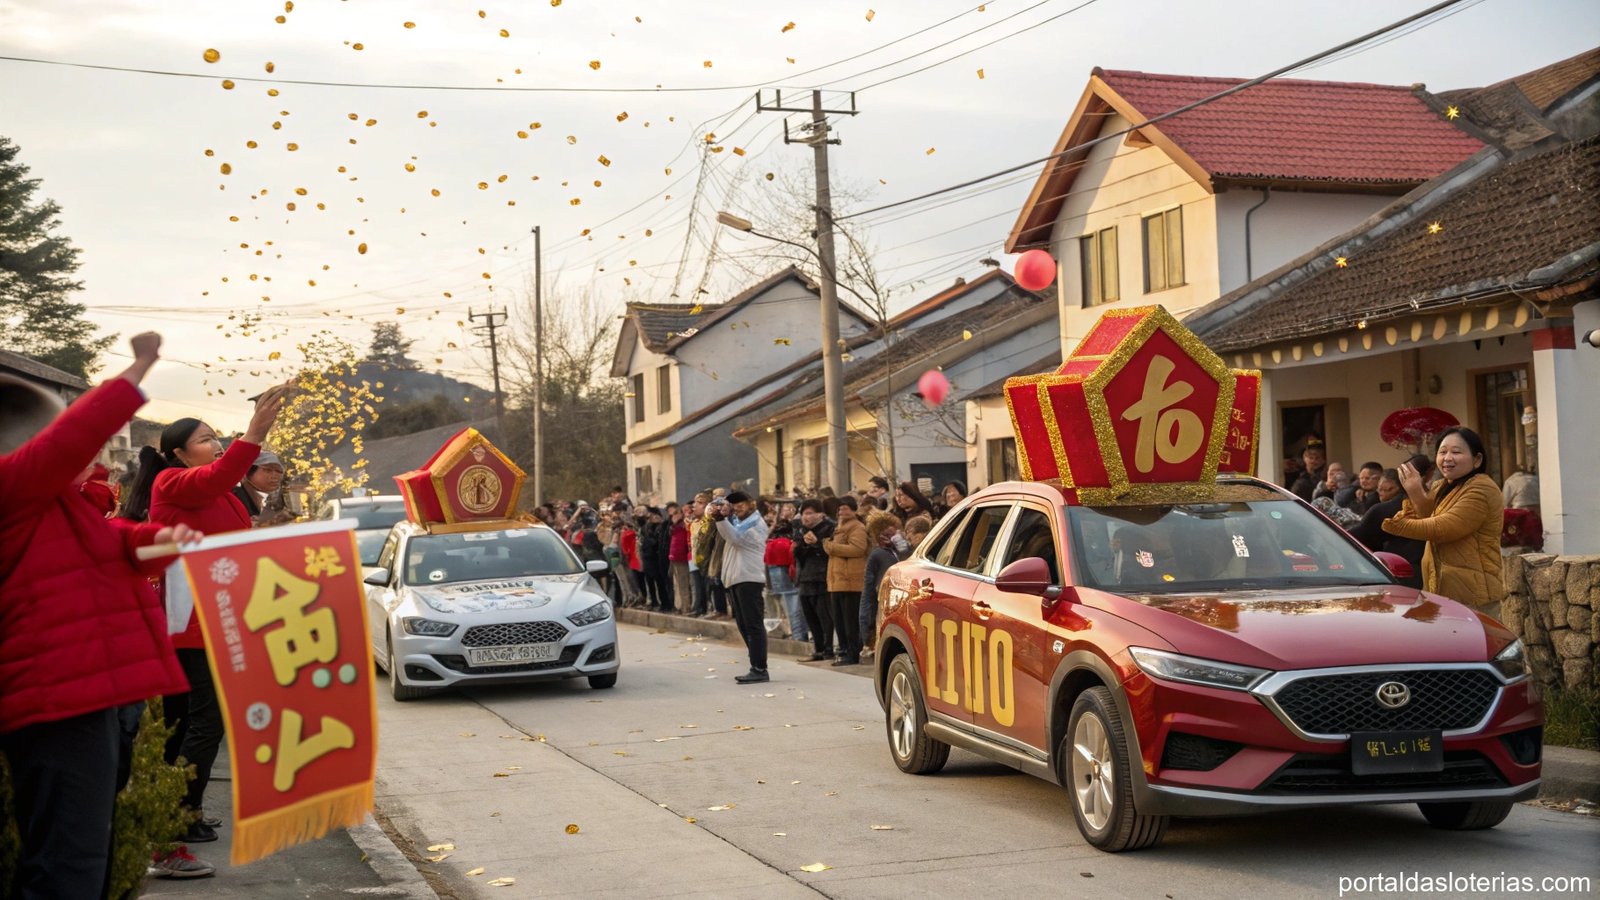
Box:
[1099,69,1486,185]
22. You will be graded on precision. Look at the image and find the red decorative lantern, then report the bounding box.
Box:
[1014,249,1056,291]
[1380,407,1459,451]
[917,369,950,407]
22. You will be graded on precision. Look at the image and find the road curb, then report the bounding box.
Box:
[1539,746,1600,803]
[346,813,442,900]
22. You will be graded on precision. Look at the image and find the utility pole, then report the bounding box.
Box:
[531,226,544,507]
[756,88,859,494]
[467,306,508,438]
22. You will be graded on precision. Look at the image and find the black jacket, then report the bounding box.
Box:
[1348,496,1424,589]
[793,518,835,586]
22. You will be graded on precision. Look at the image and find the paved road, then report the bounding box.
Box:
[374,623,1598,899]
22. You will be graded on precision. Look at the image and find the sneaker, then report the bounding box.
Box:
[734,668,770,684]
[182,821,218,843]
[200,812,223,828]
[150,847,216,879]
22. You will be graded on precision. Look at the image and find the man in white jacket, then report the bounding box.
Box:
[712,491,771,684]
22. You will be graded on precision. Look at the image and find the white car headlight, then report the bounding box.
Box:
[568,600,613,627]
[1130,647,1270,691]
[1492,639,1528,681]
[401,617,457,637]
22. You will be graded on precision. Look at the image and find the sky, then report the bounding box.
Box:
[1,0,1593,431]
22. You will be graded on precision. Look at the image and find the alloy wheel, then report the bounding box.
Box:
[1071,712,1115,832]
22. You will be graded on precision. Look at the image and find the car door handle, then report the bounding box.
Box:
[973,601,994,620]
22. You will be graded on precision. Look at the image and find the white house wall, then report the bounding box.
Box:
[674,280,872,414]
[1214,189,1393,294]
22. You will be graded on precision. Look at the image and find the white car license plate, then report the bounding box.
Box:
[466,643,560,667]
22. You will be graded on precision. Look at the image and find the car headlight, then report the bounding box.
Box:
[568,600,613,627]
[400,617,457,637]
[1129,647,1271,691]
[1492,639,1528,681]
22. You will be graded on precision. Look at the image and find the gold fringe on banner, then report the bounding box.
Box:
[230,782,374,867]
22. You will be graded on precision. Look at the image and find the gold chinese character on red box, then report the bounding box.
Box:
[1003,305,1260,503]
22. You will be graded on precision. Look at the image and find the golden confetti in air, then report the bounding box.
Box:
[703,60,713,68]
[417,110,428,118]
[926,147,936,155]
[219,162,232,174]
[570,198,581,205]
[977,68,985,79]
[1335,256,1348,268]
[962,329,973,341]
[286,142,299,151]
[275,15,285,23]
[690,304,703,314]
[664,167,672,175]
[733,147,746,156]
[431,188,440,196]
[357,242,368,254]
[1428,221,1443,234]
[221,80,235,90]
[365,118,377,126]
[1445,105,1460,120]
[782,21,796,32]
[865,9,876,22]
[403,21,415,28]
[264,61,275,73]
[552,0,562,6]
[765,172,775,181]
[204,148,215,157]
[404,163,416,172]
[644,229,653,236]
[597,154,612,167]
[268,351,282,360]
[774,338,790,345]
[589,60,601,70]
[616,111,629,122]
[203,48,220,63]
[477,9,486,18]
[564,824,580,834]
[499,29,509,37]
[566,135,578,144]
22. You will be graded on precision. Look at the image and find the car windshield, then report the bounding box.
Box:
[341,500,408,531]
[1067,493,1389,594]
[403,528,582,586]
[355,529,390,566]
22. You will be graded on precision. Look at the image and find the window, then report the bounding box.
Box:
[1476,366,1533,482]
[630,372,645,423]
[998,507,1061,584]
[987,437,1019,485]
[773,427,786,490]
[1078,226,1119,307]
[943,505,1013,575]
[656,364,672,415]
[634,465,653,498]
[1142,207,1185,292]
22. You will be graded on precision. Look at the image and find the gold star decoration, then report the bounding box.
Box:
[1335,256,1348,268]
[1445,105,1460,120]
[1427,221,1443,234]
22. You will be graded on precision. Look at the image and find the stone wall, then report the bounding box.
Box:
[1502,553,1600,690]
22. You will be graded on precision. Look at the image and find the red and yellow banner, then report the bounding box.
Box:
[171,519,377,865]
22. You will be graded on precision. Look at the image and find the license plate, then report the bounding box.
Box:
[1350,730,1444,775]
[466,643,560,667]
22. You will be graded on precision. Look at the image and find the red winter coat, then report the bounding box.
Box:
[151,437,259,649]
[620,528,641,571]
[668,522,690,562]
[0,379,187,734]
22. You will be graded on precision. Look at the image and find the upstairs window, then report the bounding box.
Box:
[1079,226,1119,307]
[1142,207,1185,293]
[630,372,645,423]
[656,364,672,415]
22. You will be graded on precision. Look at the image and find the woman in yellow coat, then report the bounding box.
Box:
[1382,426,1505,615]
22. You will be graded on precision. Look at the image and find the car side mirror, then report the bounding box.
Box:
[996,557,1057,598]
[1372,551,1415,582]
[585,559,610,575]
[363,568,391,587]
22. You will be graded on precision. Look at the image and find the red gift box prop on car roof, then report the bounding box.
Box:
[395,427,526,525]
[1003,305,1260,503]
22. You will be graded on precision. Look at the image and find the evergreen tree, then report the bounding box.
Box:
[365,320,418,370]
[0,136,110,379]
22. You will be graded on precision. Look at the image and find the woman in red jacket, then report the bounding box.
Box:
[0,333,206,897]
[122,384,285,845]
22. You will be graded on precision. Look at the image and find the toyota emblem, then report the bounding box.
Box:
[1375,681,1411,709]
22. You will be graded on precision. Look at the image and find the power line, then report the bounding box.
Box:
[837,0,1476,221]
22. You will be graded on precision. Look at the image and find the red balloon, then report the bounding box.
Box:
[917,369,950,407]
[1014,249,1056,291]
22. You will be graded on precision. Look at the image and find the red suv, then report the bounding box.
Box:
[873,475,1541,851]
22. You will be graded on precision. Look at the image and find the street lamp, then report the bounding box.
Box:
[718,209,851,494]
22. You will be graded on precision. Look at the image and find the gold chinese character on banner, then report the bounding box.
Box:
[244,558,339,686]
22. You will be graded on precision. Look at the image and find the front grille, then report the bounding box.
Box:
[435,646,583,674]
[1263,751,1504,794]
[1271,669,1499,736]
[1161,732,1243,771]
[461,621,569,647]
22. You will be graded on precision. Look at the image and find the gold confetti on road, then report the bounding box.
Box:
[203,48,220,63]
[465,867,485,876]
[487,877,516,887]
[426,843,454,852]
[564,824,580,834]
[800,862,832,873]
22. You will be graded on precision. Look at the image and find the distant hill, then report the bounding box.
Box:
[354,362,495,409]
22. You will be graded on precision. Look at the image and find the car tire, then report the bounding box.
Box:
[1062,686,1167,852]
[884,653,950,775]
[1417,800,1514,830]
[588,673,618,689]
[387,632,433,702]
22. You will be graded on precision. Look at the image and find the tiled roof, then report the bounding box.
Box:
[1512,46,1600,110]
[966,352,1063,402]
[1190,136,1600,352]
[735,285,1051,433]
[1099,69,1485,185]
[627,301,725,353]
[1008,66,1486,251]
[325,418,499,493]
[1431,46,1600,152]
[0,349,89,390]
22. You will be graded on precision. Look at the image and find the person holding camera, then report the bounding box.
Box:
[710,491,771,684]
